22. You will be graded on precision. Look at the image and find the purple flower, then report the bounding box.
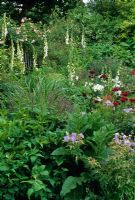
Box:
[123,108,133,113]
[64,132,84,144]
[64,135,70,142]
[71,133,77,143]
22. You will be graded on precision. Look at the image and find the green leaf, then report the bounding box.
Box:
[27,188,34,200]
[33,180,45,192]
[51,147,69,156]
[41,197,47,200]
[40,170,49,176]
[0,164,9,171]
[55,156,66,166]
[30,156,37,163]
[23,179,45,192]
[60,176,84,197]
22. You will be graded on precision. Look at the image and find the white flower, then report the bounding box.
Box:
[114,90,122,96]
[0,39,4,44]
[81,112,86,116]
[31,39,35,43]
[1,2,6,5]
[19,8,22,13]
[13,2,17,6]
[84,82,88,87]
[112,76,122,87]
[83,0,90,3]
[89,82,93,86]
[95,96,102,102]
[123,135,131,146]
[92,84,104,92]
[114,133,120,144]
[75,76,79,81]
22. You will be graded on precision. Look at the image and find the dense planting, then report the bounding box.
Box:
[0,1,135,199]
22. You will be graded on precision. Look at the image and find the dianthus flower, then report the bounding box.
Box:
[121,91,129,96]
[121,96,128,102]
[112,87,120,92]
[129,98,135,103]
[113,101,120,106]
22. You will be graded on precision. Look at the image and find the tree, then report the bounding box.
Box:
[0,0,83,22]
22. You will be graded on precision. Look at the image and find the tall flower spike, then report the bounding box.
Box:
[65,26,69,45]
[43,29,48,63]
[17,40,25,73]
[1,13,8,43]
[10,39,15,71]
[81,28,86,48]
[67,62,76,85]
[32,45,38,71]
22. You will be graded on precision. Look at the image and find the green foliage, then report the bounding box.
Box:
[60,176,85,197]
[99,143,135,200]
[0,2,135,200]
